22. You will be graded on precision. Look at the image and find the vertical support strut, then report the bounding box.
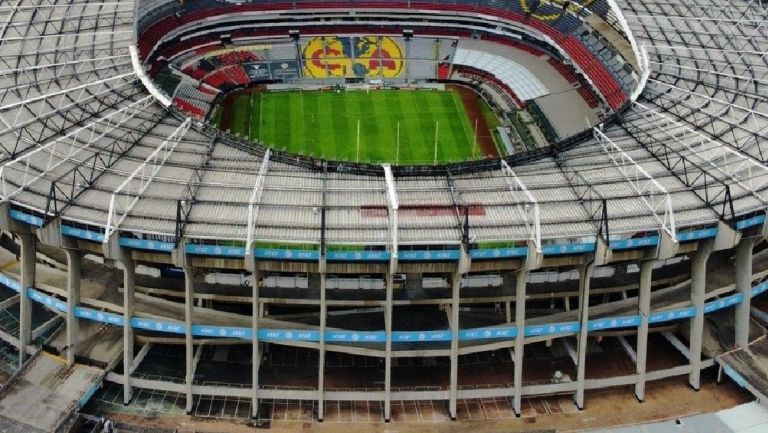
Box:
[251,266,261,419]
[449,271,461,420]
[317,271,326,422]
[734,239,756,349]
[184,266,195,413]
[121,252,135,405]
[18,233,35,367]
[575,263,594,410]
[513,269,528,417]
[689,240,713,390]
[635,260,653,402]
[384,271,393,422]
[64,248,81,366]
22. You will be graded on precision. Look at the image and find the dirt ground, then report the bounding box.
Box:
[446,84,498,158]
[104,370,750,433]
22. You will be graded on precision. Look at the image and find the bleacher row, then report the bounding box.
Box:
[137,0,633,111]
[172,82,218,120]
[546,58,600,108]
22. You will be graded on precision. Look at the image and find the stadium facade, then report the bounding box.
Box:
[0,0,766,427]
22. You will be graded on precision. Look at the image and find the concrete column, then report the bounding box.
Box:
[384,272,393,422]
[251,268,261,419]
[317,271,326,422]
[574,263,594,410]
[448,271,461,420]
[184,266,195,413]
[635,260,653,402]
[689,240,713,390]
[64,248,81,366]
[17,232,35,367]
[735,238,756,349]
[121,253,136,405]
[513,269,528,417]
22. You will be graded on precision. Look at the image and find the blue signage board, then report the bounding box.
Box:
[470,247,528,260]
[185,244,246,257]
[9,210,43,227]
[61,225,105,242]
[736,214,766,230]
[254,248,319,261]
[119,237,174,252]
[542,242,596,256]
[399,250,461,261]
[326,250,390,262]
[611,236,659,250]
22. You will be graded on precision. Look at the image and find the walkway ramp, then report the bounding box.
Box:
[702,310,768,403]
[0,352,102,431]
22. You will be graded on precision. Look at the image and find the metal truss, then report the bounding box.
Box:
[444,168,468,245]
[244,149,271,255]
[0,72,139,162]
[383,164,399,260]
[631,101,768,205]
[175,133,217,244]
[0,72,136,146]
[44,112,167,225]
[499,160,541,253]
[593,127,677,240]
[0,94,155,202]
[619,118,737,224]
[555,156,610,241]
[643,78,768,162]
[0,53,132,90]
[104,117,192,240]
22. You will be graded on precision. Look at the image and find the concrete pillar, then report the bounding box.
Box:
[513,269,528,416]
[317,272,326,422]
[735,238,756,349]
[64,248,81,366]
[635,260,653,402]
[384,272,393,422]
[121,253,135,405]
[689,240,713,390]
[184,266,195,413]
[251,268,261,419]
[17,232,35,367]
[448,271,460,420]
[574,263,594,410]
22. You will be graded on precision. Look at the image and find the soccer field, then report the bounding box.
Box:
[217,89,484,165]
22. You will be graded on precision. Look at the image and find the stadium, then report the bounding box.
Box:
[0,0,766,431]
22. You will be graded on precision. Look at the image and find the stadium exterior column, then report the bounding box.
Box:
[734,238,756,349]
[449,271,461,420]
[317,270,327,422]
[184,265,195,413]
[17,232,35,366]
[513,269,528,417]
[64,248,82,366]
[689,239,714,390]
[575,262,594,410]
[250,265,261,419]
[384,271,393,422]
[634,260,653,402]
[120,251,136,404]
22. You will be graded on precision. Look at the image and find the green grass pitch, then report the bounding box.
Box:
[218,89,482,165]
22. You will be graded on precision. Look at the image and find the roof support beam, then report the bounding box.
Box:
[632,101,768,204]
[245,149,271,255]
[383,164,399,266]
[0,95,154,201]
[499,160,541,260]
[104,117,192,240]
[593,127,677,242]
